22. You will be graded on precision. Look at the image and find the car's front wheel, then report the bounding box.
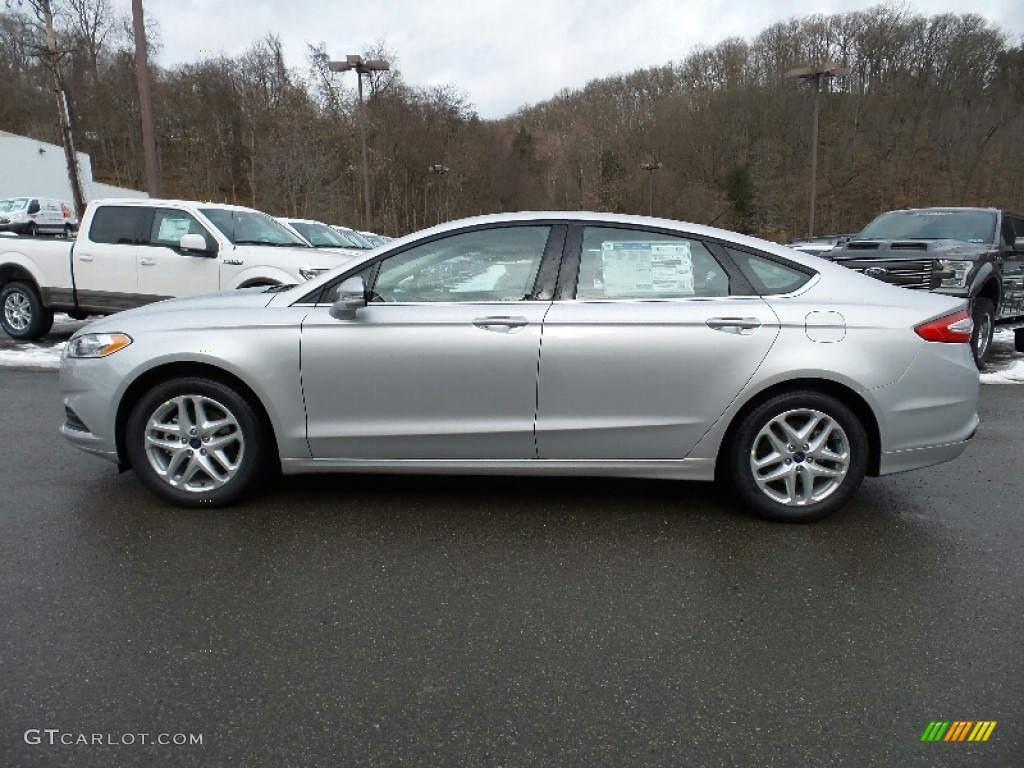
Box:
[728,391,868,523]
[125,377,268,507]
[1,281,54,340]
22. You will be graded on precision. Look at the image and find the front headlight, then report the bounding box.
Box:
[299,267,329,281]
[65,332,133,358]
[938,260,972,288]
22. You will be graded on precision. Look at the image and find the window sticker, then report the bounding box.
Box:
[600,241,694,296]
[157,217,191,242]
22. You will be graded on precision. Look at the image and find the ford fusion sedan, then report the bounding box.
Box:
[58,212,980,522]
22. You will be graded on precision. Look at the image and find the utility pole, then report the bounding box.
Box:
[132,0,161,197]
[640,161,662,216]
[37,0,86,219]
[786,61,850,239]
[328,55,390,231]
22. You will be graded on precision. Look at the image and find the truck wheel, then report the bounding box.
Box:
[728,391,867,523]
[970,297,995,369]
[125,377,269,508]
[0,282,55,340]
[26,223,38,236]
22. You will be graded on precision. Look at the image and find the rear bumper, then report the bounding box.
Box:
[878,426,976,475]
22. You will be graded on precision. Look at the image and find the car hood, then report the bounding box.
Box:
[230,244,352,268]
[831,239,989,261]
[75,288,280,334]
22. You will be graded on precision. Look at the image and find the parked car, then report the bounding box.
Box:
[0,196,78,236]
[357,230,390,247]
[329,225,377,250]
[829,207,1024,367]
[276,217,363,257]
[0,199,354,340]
[58,212,979,522]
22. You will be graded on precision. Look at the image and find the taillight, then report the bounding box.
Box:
[914,310,973,343]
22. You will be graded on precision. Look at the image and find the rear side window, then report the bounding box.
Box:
[727,248,813,295]
[89,206,146,245]
[576,226,730,299]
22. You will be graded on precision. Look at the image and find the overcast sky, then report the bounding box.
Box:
[133,0,1024,119]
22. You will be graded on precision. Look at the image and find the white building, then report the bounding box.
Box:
[0,130,148,203]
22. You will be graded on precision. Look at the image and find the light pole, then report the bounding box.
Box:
[640,161,662,216]
[428,164,449,224]
[328,54,390,230]
[786,61,850,239]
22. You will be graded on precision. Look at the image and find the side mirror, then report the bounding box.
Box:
[329,276,368,320]
[27,200,40,214]
[180,233,214,255]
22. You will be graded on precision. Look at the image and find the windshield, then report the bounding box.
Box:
[200,208,309,247]
[0,198,29,213]
[286,221,353,248]
[857,210,997,244]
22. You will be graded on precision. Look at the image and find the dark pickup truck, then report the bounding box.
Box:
[828,207,1024,367]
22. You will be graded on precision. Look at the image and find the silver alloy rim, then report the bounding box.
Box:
[749,408,850,507]
[143,395,245,493]
[3,291,31,331]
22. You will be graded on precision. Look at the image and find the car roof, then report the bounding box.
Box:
[93,198,266,213]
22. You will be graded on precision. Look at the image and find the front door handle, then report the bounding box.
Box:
[77,253,94,262]
[473,316,529,333]
[706,317,762,335]
[139,258,156,266]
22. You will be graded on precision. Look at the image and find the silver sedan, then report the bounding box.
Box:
[58,212,980,522]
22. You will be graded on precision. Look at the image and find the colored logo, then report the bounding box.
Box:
[921,721,997,742]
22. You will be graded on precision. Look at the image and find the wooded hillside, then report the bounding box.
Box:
[2,2,1021,240]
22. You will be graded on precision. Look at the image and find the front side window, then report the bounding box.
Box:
[576,227,730,300]
[369,226,550,303]
[148,208,213,250]
[89,206,146,245]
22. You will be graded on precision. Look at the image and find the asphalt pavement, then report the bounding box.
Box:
[0,370,1021,767]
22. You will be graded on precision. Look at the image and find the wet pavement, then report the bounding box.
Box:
[0,371,1022,767]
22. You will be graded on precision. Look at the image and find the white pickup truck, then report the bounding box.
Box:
[0,198,353,339]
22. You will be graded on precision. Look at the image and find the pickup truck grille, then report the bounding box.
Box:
[832,257,936,290]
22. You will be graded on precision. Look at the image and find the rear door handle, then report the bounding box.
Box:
[473,316,529,333]
[139,258,156,266]
[77,253,94,262]
[706,317,762,335]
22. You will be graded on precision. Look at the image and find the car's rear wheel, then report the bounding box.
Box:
[26,222,38,236]
[125,377,267,507]
[729,391,867,522]
[970,297,995,369]
[1,281,54,340]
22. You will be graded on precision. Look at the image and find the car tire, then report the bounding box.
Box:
[728,391,868,523]
[125,377,268,508]
[0,281,55,340]
[26,222,38,236]
[64,224,73,238]
[970,297,995,369]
